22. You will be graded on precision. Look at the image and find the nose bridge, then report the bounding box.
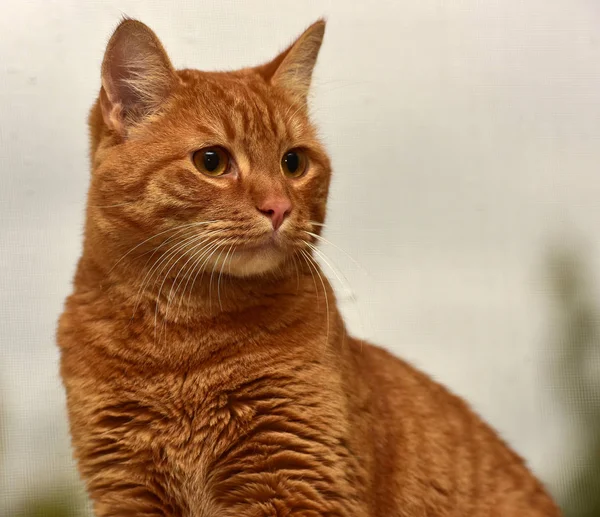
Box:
[245,167,293,231]
[247,166,289,206]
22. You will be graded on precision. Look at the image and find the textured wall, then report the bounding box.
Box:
[2,0,600,514]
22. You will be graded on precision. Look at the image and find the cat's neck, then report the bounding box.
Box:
[71,246,342,371]
[74,243,334,326]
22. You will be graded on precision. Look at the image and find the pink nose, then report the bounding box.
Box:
[257,197,292,231]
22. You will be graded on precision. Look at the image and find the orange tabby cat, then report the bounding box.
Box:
[57,18,561,517]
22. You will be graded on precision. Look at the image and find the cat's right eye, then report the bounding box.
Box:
[281,149,308,178]
[192,147,230,177]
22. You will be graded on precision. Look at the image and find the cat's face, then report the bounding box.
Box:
[90,20,329,278]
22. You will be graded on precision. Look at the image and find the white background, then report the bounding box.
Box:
[2,0,600,513]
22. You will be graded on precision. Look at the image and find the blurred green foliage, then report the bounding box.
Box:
[0,393,84,516]
[548,247,600,517]
[13,489,81,517]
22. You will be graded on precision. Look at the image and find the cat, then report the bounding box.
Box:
[57,18,562,517]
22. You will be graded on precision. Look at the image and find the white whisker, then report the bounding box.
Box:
[290,252,301,294]
[110,221,219,273]
[304,230,368,276]
[304,240,370,342]
[163,235,223,326]
[208,245,228,312]
[183,239,224,312]
[303,240,356,303]
[217,243,235,311]
[132,231,207,318]
[153,233,211,342]
[166,239,220,325]
[300,248,319,305]
[300,249,330,347]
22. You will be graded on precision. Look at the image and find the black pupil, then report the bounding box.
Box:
[285,152,299,173]
[203,150,220,172]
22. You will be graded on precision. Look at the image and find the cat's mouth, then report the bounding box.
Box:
[236,229,290,254]
[223,234,293,277]
[238,240,277,253]
[240,237,290,256]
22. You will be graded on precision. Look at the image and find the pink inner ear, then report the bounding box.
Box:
[99,85,123,134]
[104,39,144,111]
[256,20,325,102]
[257,43,293,83]
[100,20,177,133]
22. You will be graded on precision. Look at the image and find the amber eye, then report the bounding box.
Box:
[281,149,308,178]
[192,147,230,176]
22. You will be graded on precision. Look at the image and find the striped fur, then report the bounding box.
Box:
[58,19,561,517]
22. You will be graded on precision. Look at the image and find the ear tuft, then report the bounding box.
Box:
[258,20,326,103]
[100,19,177,135]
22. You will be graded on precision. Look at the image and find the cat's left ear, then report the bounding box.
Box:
[258,19,326,103]
[100,19,178,136]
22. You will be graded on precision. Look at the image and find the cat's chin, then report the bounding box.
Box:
[224,246,287,278]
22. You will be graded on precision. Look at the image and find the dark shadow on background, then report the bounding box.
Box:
[547,245,600,517]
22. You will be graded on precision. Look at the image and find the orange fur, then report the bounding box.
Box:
[58,19,561,516]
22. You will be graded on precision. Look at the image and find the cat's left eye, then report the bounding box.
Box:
[281,149,308,178]
[192,147,230,177]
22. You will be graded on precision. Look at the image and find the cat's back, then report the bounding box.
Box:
[354,342,561,516]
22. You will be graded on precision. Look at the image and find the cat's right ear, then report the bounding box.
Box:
[257,20,326,104]
[100,19,177,136]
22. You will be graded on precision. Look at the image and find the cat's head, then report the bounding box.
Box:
[88,19,329,279]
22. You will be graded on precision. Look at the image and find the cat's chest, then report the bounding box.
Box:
[128,322,331,452]
[62,302,365,515]
[128,360,351,513]
[124,345,334,461]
